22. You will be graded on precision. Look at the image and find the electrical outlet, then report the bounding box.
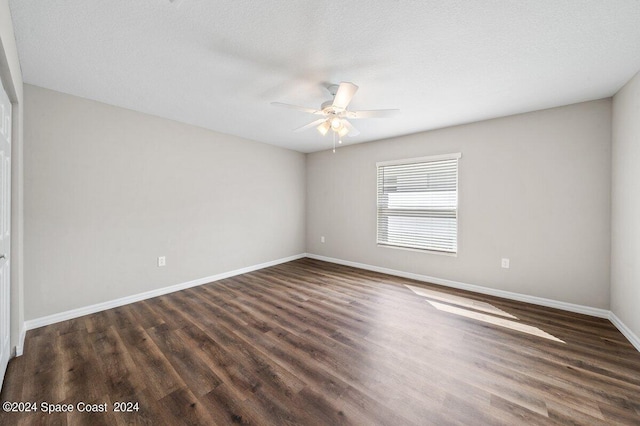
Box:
[501,258,510,269]
[158,256,166,267]
[321,236,325,243]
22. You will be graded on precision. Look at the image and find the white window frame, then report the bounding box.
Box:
[376,153,461,255]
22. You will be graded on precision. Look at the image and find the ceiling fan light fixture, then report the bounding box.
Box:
[316,120,331,136]
[338,126,349,137]
[317,120,330,136]
[330,117,342,130]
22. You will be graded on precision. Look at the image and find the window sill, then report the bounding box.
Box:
[377,243,458,257]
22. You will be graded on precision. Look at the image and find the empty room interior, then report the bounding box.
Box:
[1,1,640,424]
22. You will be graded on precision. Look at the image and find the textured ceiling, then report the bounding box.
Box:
[9,0,640,153]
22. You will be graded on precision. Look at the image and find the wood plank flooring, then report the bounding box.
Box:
[1,258,639,425]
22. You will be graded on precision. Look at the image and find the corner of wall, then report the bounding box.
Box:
[609,311,640,352]
[610,68,640,351]
[304,152,310,254]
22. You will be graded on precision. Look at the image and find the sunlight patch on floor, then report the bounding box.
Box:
[405,285,565,343]
[427,300,565,343]
[405,285,517,319]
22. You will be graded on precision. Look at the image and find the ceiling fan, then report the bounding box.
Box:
[271,82,399,140]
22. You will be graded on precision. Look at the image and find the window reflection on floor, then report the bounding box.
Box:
[406,285,565,343]
[405,285,517,319]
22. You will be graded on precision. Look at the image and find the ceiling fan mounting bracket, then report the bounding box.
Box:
[326,84,340,97]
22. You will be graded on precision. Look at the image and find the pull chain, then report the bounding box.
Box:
[332,132,336,153]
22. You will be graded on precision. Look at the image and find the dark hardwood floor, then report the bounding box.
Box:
[1,258,639,425]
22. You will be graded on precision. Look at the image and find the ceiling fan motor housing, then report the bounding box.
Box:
[321,100,343,115]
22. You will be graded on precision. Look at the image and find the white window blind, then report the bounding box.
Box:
[377,153,461,253]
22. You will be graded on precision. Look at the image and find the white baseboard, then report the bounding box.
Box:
[22,253,306,335]
[608,312,640,352]
[306,254,640,352]
[306,253,610,318]
[15,325,26,356]
[17,252,640,355]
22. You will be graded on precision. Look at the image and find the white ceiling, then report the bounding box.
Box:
[9,0,640,153]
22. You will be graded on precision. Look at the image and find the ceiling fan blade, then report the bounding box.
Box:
[332,82,359,110]
[294,118,327,132]
[271,102,323,115]
[345,109,400,119]
[342,120,360,136]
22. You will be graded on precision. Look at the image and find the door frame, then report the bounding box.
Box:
[0,78,11,388]
[0,11,26,373]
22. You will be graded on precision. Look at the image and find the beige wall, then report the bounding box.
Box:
[24,85,305,320]
[307,100,612,308]
[611,70,640,340]
[1,0,25,352]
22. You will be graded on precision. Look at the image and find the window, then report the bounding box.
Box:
[377,153,461,254]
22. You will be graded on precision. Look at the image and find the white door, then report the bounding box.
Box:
[0,78,11,388]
